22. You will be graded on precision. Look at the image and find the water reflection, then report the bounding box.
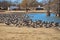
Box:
[27,13,60,23]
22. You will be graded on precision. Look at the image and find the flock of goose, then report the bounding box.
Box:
[0,13,60,28]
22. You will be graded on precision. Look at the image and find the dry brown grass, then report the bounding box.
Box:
[0,23,60,40]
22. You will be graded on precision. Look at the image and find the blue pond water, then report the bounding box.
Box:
[27,13,60,23]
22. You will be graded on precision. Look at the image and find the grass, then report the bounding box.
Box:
[0,23,60,40]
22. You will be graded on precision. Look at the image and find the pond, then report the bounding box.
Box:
[26,13,60,23]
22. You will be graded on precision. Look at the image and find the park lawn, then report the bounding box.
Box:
[0,24,60,40]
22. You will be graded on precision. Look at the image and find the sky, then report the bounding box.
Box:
[0,0,42,3]
[9,0,42,3]
[36,0,42,2]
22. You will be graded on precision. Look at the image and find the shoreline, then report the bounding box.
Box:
[0,10,52,14]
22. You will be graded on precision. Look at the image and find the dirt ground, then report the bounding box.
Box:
[0,23,60,40]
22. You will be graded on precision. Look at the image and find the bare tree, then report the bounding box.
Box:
[50,0,60,17]
[42,0,52,16]
[20,0,40,7]
[56,0,60,17]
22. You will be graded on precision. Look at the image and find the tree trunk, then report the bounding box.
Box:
[47,10,50,16]
[56,0,60,17]
[46,0,51,16]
